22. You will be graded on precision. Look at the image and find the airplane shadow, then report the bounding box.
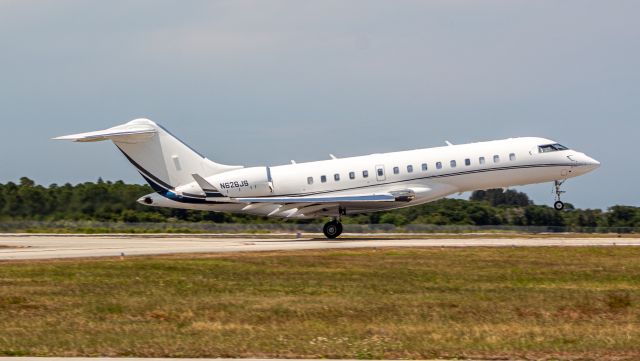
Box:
[251,237,422,243]
[308,237,406,242]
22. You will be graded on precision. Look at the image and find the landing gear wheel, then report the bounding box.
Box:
[323,220,343,239]
[553,180,567,211]
[554,201,565,211]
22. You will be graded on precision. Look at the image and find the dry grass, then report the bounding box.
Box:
[0,247,639,360]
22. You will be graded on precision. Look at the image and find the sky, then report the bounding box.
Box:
[0,0,638,209]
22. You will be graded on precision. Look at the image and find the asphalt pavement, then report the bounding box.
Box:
[0,234,638,260]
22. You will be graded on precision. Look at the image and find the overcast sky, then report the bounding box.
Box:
[0,0,637,209]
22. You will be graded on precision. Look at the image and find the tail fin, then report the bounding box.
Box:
[54,118,242,190]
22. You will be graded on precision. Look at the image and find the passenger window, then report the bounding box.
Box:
[307,177,313,185]
[494,155,500,163]
[377,168,384,177]
[421,163,428,171]
[363,170,369,178]
[407,165,413,173]
[393,166,400,174]
[509,153,516,161]
[349,171,355,180]
[334,174,340,181]
[479,157,486,165]
[465,158,471,166]
[436,162,442,170]
[321,175,327,183]
[450,160,457,168]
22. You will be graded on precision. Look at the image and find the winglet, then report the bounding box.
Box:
[191,174,218,192]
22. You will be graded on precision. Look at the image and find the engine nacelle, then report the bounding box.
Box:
[210,166,273,197]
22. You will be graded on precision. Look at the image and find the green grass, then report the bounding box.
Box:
[1,247,640,360]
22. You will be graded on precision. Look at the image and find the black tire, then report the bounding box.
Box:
[554,201,565,211]
[323,221,343,239]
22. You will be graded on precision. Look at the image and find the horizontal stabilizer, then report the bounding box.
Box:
[53,121,156,143]
[234,193,396,203]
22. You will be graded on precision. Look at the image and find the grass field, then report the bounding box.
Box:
[1,247,639,360]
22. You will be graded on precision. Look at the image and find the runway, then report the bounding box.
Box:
[0,233,638,260]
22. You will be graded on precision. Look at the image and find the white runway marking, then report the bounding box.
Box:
[0,234,638,260]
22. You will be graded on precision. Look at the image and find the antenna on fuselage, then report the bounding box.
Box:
[445,141,454,146]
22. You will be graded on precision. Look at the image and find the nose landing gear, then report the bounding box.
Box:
[553,180,566,211]
[323,218,343,239]
[554,200,565,211]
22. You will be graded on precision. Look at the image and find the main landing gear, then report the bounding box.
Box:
[323,218,343,239]
[553,180,566,211]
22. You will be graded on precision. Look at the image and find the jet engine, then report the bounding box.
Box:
[210,167,273,197]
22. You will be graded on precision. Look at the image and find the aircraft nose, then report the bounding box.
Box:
[584,155,600,167]
[576,153,600,172]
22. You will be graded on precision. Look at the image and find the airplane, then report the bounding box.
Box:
[55,118,600,239]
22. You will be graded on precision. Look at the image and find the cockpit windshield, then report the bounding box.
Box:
[538,143,569,153]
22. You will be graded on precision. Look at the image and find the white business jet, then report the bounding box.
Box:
[55,119,600,238]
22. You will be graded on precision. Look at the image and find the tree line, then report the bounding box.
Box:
[0,177,638,228]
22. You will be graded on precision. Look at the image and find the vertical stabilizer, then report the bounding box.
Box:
[54,118,242,190]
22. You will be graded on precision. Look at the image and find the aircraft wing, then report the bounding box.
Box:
[232,191,417,218]
[234,193,397,203]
